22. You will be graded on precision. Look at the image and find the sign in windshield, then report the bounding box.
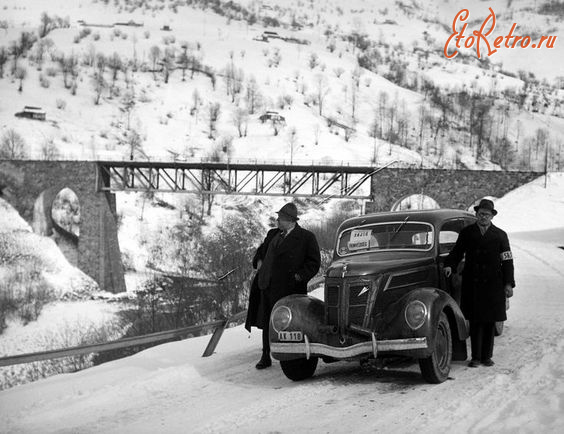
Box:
[337,222,434,256]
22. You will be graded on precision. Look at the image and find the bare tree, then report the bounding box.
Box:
[378,91,388,139]
[223,60,244,103]
[397,100,410,148]
[57,53,73,88]
[206,102,221,139]
[232,107,249,138]
[34,38,54,69]
[314,73,330,116]
[270,117,284,136]
[490,136,514,169]
[39,12,54,38]
[368,117,380,165]
[0,46,7,78]
[189,53,201,79]
[107,52,122,96]
[287,126,298,163]
[18,31,36,58]
[191,88,201,117]
[41,138,59,160]
[9,40,22,74]
[119,129,145,161]
[162,47,175,84]
[533,128,549,160]
[470,96,493,159]
[96,52,106,75]
[388,93,398,141]
[0,129,27,159]
[245,76,262,114]
[308,52,319,69]
[178,44,189,81]
[14,66,26,92]
[350,76,359,124]
[149,45,161,80]
[120,89,136,130]
[417,101,427,153]
[91,71,106,105]
[368,112,379,141]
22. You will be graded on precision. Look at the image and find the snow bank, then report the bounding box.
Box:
[0,198,32,233]
[0,198,98,298]
[0,300,123,391]
[493,172,564,233]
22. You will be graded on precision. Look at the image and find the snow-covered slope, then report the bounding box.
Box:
[0,197,98,298]
[1,0,563,171]
[1,174,563,433]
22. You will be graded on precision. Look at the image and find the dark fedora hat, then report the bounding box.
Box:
[276,202,299,221]
[474,198,497,215]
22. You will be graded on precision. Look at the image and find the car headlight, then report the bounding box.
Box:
[271,306,292,332]
[405,300,427,330]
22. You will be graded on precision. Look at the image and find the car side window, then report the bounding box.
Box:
[439,219,464,255]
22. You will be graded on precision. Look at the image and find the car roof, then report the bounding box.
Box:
[338,209,475,232]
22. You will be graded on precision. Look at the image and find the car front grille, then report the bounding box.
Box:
[326,284,340,326]
[325,277,378,331]
[348,282,371,326]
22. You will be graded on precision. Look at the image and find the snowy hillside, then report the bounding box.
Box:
[0,174,562,433]
[0,0,563,171]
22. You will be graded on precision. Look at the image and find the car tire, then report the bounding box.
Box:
[494,321,504,336]
[419,311,452,384]
[280,357,318,381]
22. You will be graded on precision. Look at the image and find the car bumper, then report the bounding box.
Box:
[271,335,428,360]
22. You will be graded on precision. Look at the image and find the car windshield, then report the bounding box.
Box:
[337,221,434,256]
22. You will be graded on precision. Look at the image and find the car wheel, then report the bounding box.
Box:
[280,357,318,381]
[419,311,452,384]
[494,321,504,336]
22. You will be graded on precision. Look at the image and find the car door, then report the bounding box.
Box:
[437,218,465,303]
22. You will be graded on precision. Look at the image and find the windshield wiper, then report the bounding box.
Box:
[388,216,409,244]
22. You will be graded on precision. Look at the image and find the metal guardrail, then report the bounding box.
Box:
[0,311,247,367]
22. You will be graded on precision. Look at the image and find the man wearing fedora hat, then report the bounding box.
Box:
[444,198,515,368]
[245,202,321,369]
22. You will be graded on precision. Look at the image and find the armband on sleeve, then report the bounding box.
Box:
[500,251,513,261]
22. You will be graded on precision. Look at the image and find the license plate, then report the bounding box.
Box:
[278,331,303,341]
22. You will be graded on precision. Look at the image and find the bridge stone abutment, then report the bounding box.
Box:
[370,169,542,212]
[0,160,125,293]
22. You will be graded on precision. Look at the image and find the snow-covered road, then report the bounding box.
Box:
[1,176,563,434]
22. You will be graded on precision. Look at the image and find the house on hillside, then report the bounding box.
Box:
[14,106,46,121]
[256,30,283,42]
[115,20,143,27]
[259,111,286,124]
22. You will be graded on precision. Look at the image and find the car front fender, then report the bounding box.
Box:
[269,294,325,344]
[406,287,468,344]
[381,288,468,354]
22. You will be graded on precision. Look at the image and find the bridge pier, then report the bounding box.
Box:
[0,161,126,293]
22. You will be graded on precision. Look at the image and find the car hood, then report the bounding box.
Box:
[326,254,435,278]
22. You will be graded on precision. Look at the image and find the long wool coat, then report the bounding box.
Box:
[445,223,515,322]
[245,224,321,331]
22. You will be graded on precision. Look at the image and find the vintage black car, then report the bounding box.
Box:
[270,209,478,384]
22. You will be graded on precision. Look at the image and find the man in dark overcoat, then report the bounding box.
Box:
[444,198,515,367]
[245,202,321,369]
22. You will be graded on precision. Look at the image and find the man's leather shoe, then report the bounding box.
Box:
[468,359,480,368]
[255,356,272,369]
[482,358,495,367]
